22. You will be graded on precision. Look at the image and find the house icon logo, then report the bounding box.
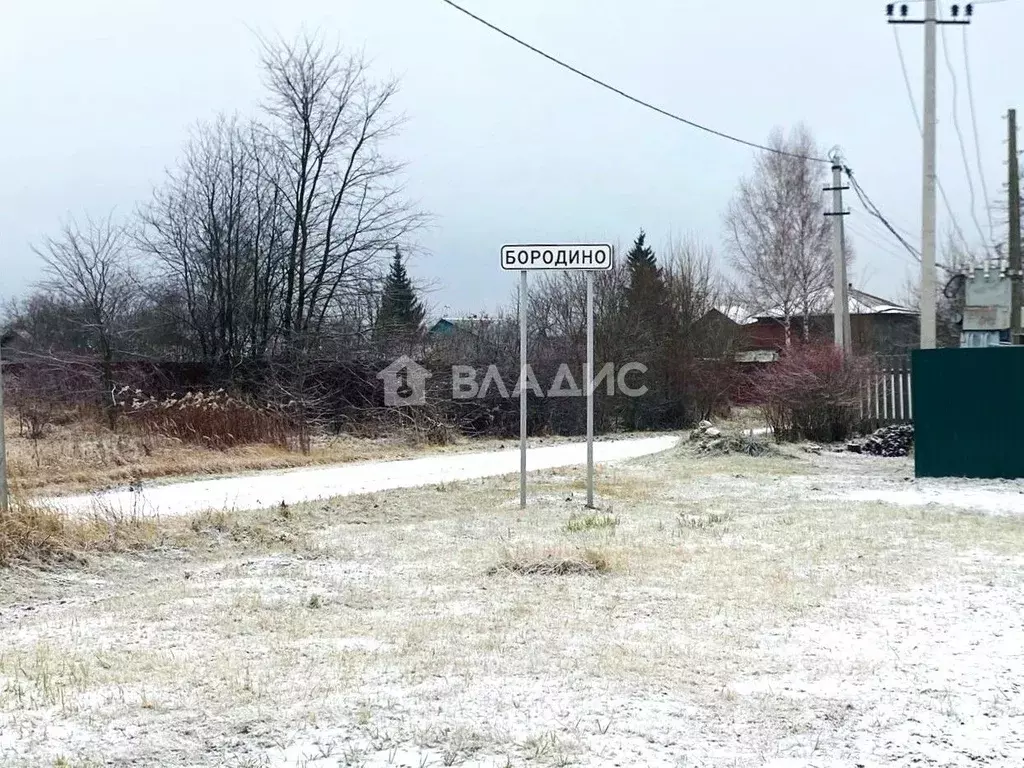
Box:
[377,355,432,406]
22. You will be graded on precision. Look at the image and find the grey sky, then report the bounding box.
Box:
[1,0,1019,318]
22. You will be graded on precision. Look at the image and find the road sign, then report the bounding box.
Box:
[505,243,614,509]
[501,244,613,271]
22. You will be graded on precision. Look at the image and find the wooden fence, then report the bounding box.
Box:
[859,359,913,430]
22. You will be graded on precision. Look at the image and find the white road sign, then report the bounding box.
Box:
[504,242,613,509]
[501,243,614,271]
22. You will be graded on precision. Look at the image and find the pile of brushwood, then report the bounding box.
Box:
[688,421,777,457]
[847,424,915,457]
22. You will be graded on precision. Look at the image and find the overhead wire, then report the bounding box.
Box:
[891,26,972,251]
[961,27,997,241]
[441,0,942,274]
[937,4,991,251]
[438,0,830,163]
[847,218,920,263]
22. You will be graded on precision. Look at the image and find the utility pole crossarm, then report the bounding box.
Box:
[886,2,973,23]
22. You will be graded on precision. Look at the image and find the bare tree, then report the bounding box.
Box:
[259,33,425,350]
[33,214,137,424]
[724,125,846,345]
[140,116,288,373]
[902,229,975,348]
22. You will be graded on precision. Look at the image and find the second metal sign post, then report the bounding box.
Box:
[501,244,614,508]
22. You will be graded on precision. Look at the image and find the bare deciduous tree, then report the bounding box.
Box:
[33,214,137,424]
[902,230,975,348]
[725,125,848,345]
[140,116,286,373]
[259,33,425,349]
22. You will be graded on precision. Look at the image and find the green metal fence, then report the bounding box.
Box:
[912,348,1024,479]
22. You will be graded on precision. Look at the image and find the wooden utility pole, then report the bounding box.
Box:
[1009,108,1022,344]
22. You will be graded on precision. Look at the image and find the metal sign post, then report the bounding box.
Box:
[585,270,595,508]
[501,244,613,508]
[0,340,7,513]
[519,270,528,509]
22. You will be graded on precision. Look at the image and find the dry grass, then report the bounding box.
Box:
[488,545,615,575]
[4,411,581,496]
[564,512,619,533]
[0,494,159,567]
[3,445,1024,765]
[4,413,419,494]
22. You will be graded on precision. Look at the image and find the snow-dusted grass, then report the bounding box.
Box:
[2,445,1024,766]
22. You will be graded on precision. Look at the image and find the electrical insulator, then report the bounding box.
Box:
[951,4,960,17]
[900,4,910,17]
[886,3,895,15]
[965,3,973,16]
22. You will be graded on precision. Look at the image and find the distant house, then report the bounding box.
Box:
[425,315,500,360]
[427,315,494,338]
[702,286,919,359]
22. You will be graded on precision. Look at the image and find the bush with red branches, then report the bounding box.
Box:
[752,345,873,443]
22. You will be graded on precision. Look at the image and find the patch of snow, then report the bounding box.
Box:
[733,573,1024,766]
[848,484,1024,516]
[41,436,680,519]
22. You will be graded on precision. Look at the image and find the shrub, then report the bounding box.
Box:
[752,345,872,443]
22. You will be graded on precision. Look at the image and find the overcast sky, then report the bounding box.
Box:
[1,0,1019,318]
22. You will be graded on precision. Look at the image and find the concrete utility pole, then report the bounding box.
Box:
[826,152,852,354]
[888,1,974,349]
[920,0,938,349]
[1009,108,1022,344]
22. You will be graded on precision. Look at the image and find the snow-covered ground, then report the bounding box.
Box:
[848,483,1024,516]
[4,444,1024,766]
[42,434,680,518]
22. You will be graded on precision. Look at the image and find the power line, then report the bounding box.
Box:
[846,166,958,271]
[891,26,972,251]
[847,218,921,263]
[850,208,917,251]
[937,4,990,251]
[438,0,830,163]
[961,28,996,241]
[845,167,921,259]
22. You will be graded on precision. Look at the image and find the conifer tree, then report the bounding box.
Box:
[376,246,425,341]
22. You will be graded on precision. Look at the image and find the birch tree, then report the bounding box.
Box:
[724,124,845,345]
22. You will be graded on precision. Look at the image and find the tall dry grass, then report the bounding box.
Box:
[115,389,296,449]
[0,493,158,566]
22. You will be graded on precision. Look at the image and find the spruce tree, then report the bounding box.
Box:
[626,230,658,273]
[622,229,670,430]
[625,229,665,309]
[376,246,425,342]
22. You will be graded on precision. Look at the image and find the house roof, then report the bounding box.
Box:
[753,286,917,319]
[428,315,493,335]
[713,305,757,325]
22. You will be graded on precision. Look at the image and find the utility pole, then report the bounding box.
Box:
[888,2,974,349]
[825,150,852,354]
[1009,108,1022,344]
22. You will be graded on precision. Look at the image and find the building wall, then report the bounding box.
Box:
[740,314,919,358]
